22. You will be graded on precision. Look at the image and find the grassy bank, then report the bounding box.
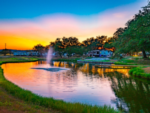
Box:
[0,57,60,113]
[129,67,150,79]
[78,56,150,65]
[52,57,81,62]
[0,57,119,113]
[76,57,139,65]
[0,85,59,113]
[114,56,150,65]
[0,56,45,65]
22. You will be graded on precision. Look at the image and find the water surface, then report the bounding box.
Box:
[2,61,150,113]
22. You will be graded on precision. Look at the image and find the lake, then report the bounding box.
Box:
[2,61,150,113]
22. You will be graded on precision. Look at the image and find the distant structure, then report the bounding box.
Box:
[13,50,47,57]
[87,50,113,57]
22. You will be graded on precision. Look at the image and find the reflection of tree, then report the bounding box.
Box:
[53,61,83,70]
[106,71,150,113]
[49,61,150,112]
[79,63,129,77]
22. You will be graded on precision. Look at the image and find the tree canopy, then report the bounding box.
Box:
[49,36,109,57]
[112,3,150,58]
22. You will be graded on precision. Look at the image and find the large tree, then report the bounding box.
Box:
[113,2,150,58]
[53,38,64,57]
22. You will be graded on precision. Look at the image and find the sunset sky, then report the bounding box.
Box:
[0,0,148,50]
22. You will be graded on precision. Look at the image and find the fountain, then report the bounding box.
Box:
[46,47,53,64]
[32,47,69,72]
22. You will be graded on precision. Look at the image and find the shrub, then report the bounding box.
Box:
[129,67,150,79]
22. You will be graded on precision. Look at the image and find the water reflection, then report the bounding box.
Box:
[106,71,150,113]
[1,61,150,112]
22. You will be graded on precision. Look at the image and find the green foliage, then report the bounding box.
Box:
[33,44,45,51]
[104,36,117,50]
[52,58,81,62]
[129,67,150,79]
[113,4,150,58]
[64,46,85,56]
[33,44,45,56]
[114,57,138,65]
[114,62,132,65]
[50,36,110,57]
[54,42,63,57]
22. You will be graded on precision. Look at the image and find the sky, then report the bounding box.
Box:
[0,0,148,50]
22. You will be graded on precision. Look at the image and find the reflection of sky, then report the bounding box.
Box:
[1,61,130,108]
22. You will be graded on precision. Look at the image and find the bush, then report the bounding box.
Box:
[129,67,150,79]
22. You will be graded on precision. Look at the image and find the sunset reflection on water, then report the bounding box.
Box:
[1,61,130,108]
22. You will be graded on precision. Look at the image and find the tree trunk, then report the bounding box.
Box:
[142,50,147,58]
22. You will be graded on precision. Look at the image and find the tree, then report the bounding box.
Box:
[33,44,45,56]
[45,45,50,52]
[104,37,116,49]
[113,28,125,39]
[53,39,64,58]
[82,36,107,52]
[64,45,85,57]
[50,36,110,57]
[113,2,150,58]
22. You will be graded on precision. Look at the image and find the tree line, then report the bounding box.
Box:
[33,36,114,57]
[33,2,150,58]
[111,2,150,58]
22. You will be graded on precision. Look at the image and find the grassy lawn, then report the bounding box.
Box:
[52,57,81,62]
[115,56,150,65]
[77,56,150,65]
[0,56,119,113]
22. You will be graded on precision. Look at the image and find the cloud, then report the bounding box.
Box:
[0,0,147,49]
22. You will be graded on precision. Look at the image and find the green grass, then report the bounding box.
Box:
[52,58,81,62]
[114,61,137,65]
[129,67,150,79]
[77,56,148,65]
[0,84,59,113]
[0,57,42,65]
[0,57,119,113]
[114,57,138,65]
[79,59,111,62]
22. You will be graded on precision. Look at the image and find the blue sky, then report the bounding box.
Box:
[0,0,141,19]
[0,0,148,49]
